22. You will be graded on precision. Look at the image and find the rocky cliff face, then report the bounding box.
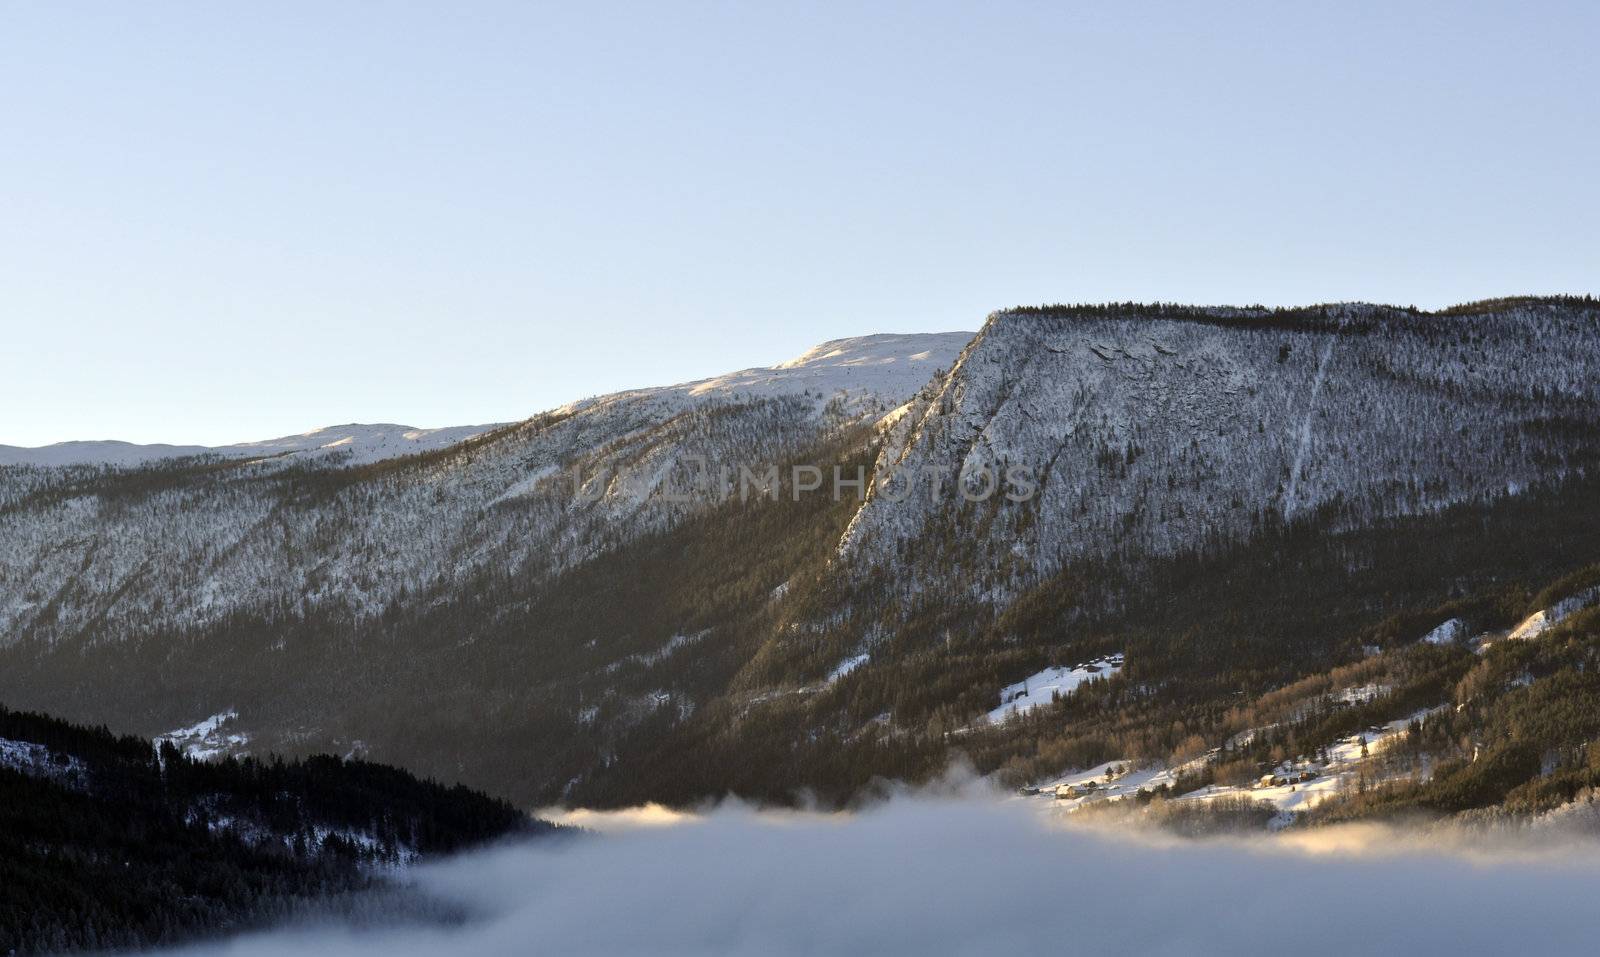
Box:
[841,300,1600,592]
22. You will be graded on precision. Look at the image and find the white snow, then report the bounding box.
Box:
[0,440,214,468]
[218,423,504,466]
[555,332,970,419]
[155,709,250,761]
[607,631,710,672]
[840,302,1600,605]
[1018,705,1447,825]
[489,464,560,505]
[987,654,1124,724]
[1282,333,1340,518]
[1335,683,1390,705]
[0,423,504,468]
[1422,618,1466,645]
[1508,587,1600,642]
[0,332,974,645]
[0,736,89,787]
[1,334,968,475]
[827,653,871,683]
[1173,706,1444,817]
[680,333,967,403]
[1030,761,1173,805]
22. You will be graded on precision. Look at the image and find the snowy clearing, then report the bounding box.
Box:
[156,709,250,761]
[986,654,1123,724]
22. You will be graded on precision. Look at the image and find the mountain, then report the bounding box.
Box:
[0,332,969,639]
[0,422,505,468]
[2,301,1599,812]
[843,299,1600,583]
[0,439,215,468]
[0,702,553,955]
[0,333,972,469]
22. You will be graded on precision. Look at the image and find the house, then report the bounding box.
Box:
[1055,781,1101,799]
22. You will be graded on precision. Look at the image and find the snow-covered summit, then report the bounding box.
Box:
[0,422,504,469]
[557,332,971,414]
[685,332,969,400]
[216,423,503,466]
[0,440,214,469]
[4,334,972,470]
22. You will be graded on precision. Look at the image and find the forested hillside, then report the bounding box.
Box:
[2,300,1598,811]
[0,704,552,955]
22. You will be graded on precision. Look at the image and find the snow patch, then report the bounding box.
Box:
[828,653,871,683]
[0,737,89,788]
[987,654,1123,724]
[1422,618,1466,645]
[489,464,560,505]
[1509,587,1600,642]
[156,709,250,762]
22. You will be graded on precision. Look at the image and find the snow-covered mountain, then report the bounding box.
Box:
[4,300,1599,809]
[0,332,971,639]
[0,423,504,468]
[841,300,1600,592]
[0,333,970,469]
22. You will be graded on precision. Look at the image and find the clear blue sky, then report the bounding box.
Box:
[3,2,1596,446]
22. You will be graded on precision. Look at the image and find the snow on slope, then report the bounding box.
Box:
[0,440,214,468]
[560,332,971,413]
[215,423,503,466]
[1506,587,1600,642]
[987,654,1124,724]
[1026,705,1447,822]
[1422,618,1466,645]
[0,423,504,468]
[0,332,973,645]
[839,301,1600,600]
[0,737,90,788]
[1172,706,1446,817]
[155,709,250,762]
[2,334,970,470]
[685,333,968,401]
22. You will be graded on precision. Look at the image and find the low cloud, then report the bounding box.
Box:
[158,793,1600,956]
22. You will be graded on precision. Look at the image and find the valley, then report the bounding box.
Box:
[3,298,1599,823]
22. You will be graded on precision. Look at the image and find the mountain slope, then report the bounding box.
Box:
[0,332,968,642]
[841,299,1600,592]
[2,301,1599,810]
[0,422,505,468]
[0,702,552,955]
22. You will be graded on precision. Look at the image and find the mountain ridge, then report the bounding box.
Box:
[1,332,973,469]
[2,296,1598,812]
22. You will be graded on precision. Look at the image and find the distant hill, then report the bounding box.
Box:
[0,422,504,468]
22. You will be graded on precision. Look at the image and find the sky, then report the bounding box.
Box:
[3,1,1597,447]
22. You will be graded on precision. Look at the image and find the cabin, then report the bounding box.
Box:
[1055,781,1100,799]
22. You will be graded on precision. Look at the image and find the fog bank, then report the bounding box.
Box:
[158,795,1600,956]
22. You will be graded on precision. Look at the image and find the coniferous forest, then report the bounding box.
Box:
[0,705,555,954]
